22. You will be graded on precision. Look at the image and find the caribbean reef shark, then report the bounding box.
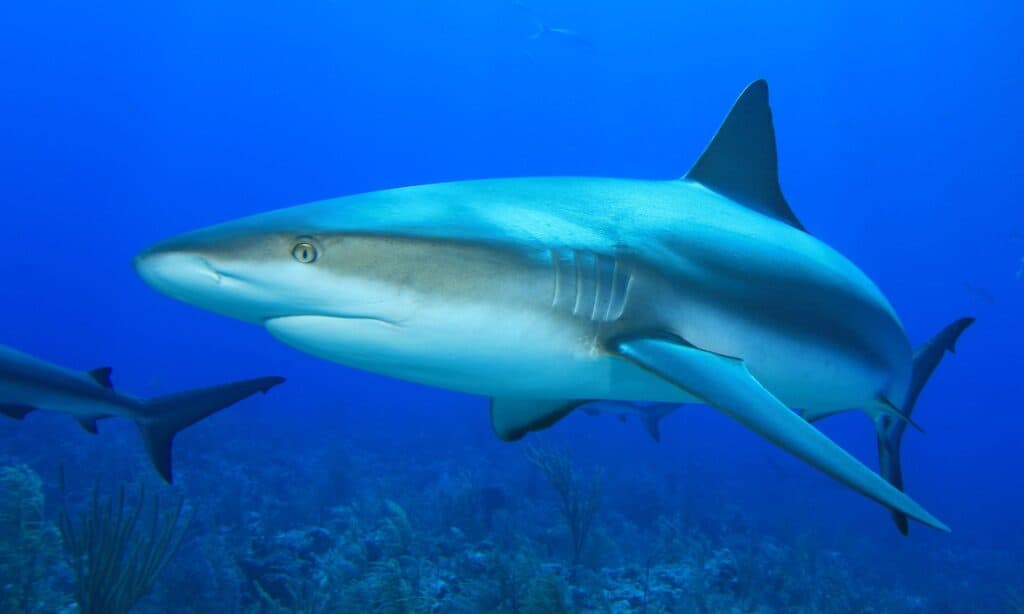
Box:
[0,344,284,482]
[134,80,971,533]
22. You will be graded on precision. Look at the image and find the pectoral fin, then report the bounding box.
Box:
[490,398,583,441]
[610,335,949,532]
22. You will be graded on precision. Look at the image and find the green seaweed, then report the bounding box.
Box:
[56,472,193,614]
[381,499,414,557]
[340,559,428,613]
[522,572,568,614]
[525,445,601,568]
[1007,586,1024,614]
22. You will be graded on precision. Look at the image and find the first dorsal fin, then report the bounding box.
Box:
[684,80,805,231]
[88,367,114,389]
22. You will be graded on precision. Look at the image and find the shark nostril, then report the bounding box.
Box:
[194,257,223,284]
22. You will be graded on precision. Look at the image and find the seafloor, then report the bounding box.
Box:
[1,399,1020,614]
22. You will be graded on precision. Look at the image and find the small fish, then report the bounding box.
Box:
[515,1,594,51]
[531,23,593,48]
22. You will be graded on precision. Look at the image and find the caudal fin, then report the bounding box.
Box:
[135,376,285,483]
[878,317,974,534]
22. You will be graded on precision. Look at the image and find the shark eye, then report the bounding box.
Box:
[291,241,318,264]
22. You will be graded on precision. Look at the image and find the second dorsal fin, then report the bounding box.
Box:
[684,80,805,231]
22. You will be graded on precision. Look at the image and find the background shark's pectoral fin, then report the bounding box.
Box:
[0,403,36,420]
[610,335,949,532]
[641,413,661,442]
[75,415,104,434]
[490,398,584,441]
[638,404,682,443]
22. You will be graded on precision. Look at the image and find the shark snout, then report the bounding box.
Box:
[134,246,224,300]
[133,237,293,323]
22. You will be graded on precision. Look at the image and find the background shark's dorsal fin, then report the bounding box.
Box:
[0,403,35,420]
[684,80,805,231]
[88,367,114,389]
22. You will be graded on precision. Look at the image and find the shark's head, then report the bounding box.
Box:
[133,186,564,388]
[135,215,386,326]
[133,197,448,375]
[132,194,449,335]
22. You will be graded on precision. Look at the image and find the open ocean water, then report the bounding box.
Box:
[1,1,1022,612]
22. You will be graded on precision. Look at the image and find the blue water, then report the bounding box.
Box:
[2,1,1022,612]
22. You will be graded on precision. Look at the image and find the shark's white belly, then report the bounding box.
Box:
[264,306,695,402]
[264,280,897,415]
[263,308,883,411]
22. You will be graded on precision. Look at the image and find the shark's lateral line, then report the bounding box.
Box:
[135,80,970,533]
[0,344,284,482]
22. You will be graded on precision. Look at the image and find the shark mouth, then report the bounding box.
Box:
[264,313,402,327]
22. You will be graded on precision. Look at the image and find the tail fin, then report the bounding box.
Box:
[135,376,285,483]
[878,317,974,534]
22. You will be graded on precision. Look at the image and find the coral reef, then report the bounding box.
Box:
[0,408,1017,613]
[0,464,66,612]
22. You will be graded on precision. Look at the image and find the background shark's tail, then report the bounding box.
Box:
[135,376,285,483]
[877,317,974,534]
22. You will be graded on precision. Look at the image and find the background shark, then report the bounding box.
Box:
[134,81,970,533]
[0,343,284,482]
[579,400,680,442]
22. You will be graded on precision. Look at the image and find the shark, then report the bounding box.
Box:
[0,343,284,482]
[578,400,680,442]
[134,80,971,533]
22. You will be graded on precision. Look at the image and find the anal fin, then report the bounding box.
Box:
[490,398,584,441]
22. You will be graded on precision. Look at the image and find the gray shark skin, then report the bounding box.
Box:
[580,400,680,442]
[0,344,284,482]
[134,80,970,533]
